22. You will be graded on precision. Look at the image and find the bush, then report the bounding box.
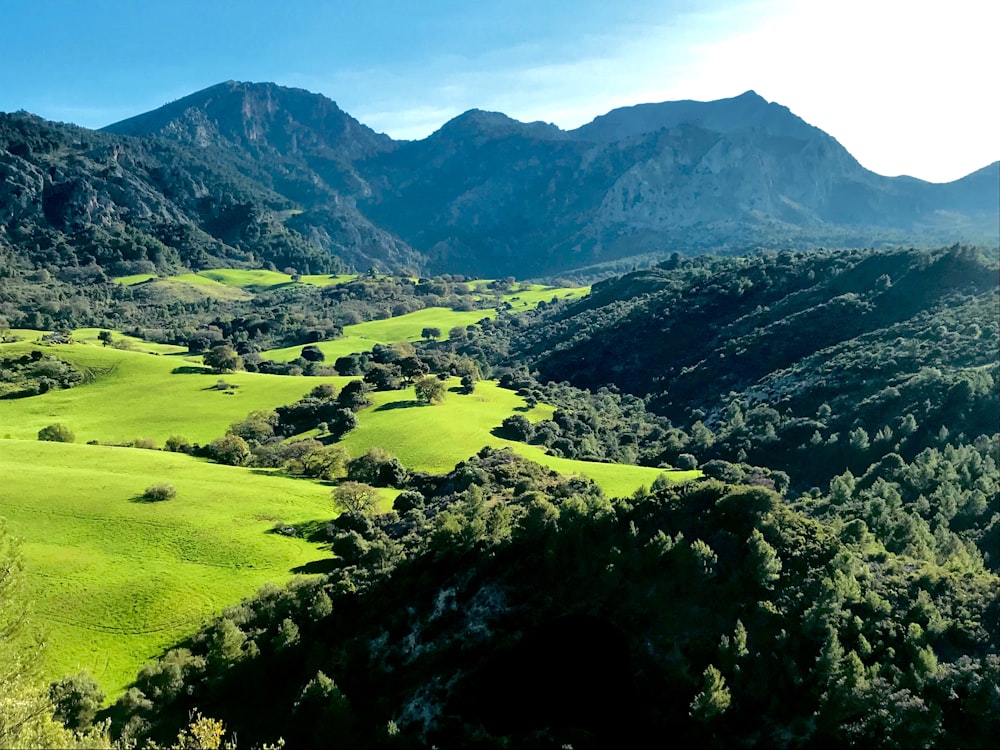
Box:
[165,435,192,453]
[676,453,698,470]
[209,434,252,466]
[143,483,176,501]
[49,672,105,730]
[38,423,74,443]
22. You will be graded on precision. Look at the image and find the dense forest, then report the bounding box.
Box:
[1,243,997,749]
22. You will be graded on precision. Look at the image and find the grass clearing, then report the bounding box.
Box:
[196,269,356,290]
[260,307,497,362]
[116,270,357,291]
[500,285,590,310]
[339,379,696,496]
[0,340,341,444]
[0,439,334,696]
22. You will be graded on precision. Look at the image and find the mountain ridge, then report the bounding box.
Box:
[0,80,995,279]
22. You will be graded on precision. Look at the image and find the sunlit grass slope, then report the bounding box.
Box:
[7,328,187,355]
[0,341,341,444]
[195,269,355,289]
[339,379,697,497]
[70,328,189,355]
[115,270,356,291]
[0,439,334,696]
[499,284,591,310]
[261,307,497,362]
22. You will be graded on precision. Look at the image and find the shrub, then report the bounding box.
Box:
[209,434,252,466]
[165,435,192,453]
[676,453,698,470]
[49,672,105,730]
[143,483,177,501]
[133,438,157,450]
[38,423,74,443]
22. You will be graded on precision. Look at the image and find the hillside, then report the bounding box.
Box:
[1,82,996,284]
[487,246,998,483]
[0,246,996,749]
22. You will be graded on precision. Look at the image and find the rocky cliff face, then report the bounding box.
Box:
[1,82,995,278]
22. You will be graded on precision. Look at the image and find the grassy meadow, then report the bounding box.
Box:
[115,269,356,291]
[0,439,336,695]
[261,307,497,362]
[0,340,334,445]
[339,379,698,497]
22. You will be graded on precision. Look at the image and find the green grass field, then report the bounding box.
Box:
[339,379,697,497]
[115,270,357,291]
[499,284,591,311]
[260,307,497,362]
[0,340,335,445]
[0,439,336,695]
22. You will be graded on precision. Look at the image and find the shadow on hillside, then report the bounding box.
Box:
[374,400,426,411]
[128,494,168,504]
[512,405,532,413]
[171,365,212,374]
[291,558,339,575]
[248,468,335,485]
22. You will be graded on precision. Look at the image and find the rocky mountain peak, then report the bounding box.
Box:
[431,108,566,142]
[103,81,392,159]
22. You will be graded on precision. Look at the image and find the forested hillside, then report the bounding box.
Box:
[0,245,977,749]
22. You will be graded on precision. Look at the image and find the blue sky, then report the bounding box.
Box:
[1,0,996,182]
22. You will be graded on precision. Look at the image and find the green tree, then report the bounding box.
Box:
[300,344,325,362]
[37,423,74,443]
[97,330,113,347]
[421,327,442,340]
[203,344,243,374]
[48,672,104,730]
[332,481,379,515]
[690,664,731,720]
[414,375,446,404]
[287,444,349,481]
[209,434,252,466]
[228,409,279,444]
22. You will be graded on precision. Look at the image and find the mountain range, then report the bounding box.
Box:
[1,80,996,278]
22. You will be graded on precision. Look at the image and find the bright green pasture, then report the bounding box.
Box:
[345,307,496,341]
[338,379,696,497]
[115,270,356,291]
[500,285,590,311]
[3,328,186,355]
[70,328,188,355]
[0,439,334,696]
[0,341,340,445]
[196,269,355,289]
[261,335,389,364]
[261,307,497,362]
[143,277,254,302]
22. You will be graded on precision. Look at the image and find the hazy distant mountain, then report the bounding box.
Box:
[1,81,995,279]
